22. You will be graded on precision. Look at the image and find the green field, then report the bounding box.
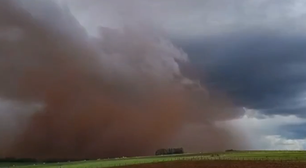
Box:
[1,150,305,168]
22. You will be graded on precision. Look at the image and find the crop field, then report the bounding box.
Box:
[121,160,306,168]
[0,150,306,168]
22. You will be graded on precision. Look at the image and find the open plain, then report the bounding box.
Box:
[1,151,306,168]
[121,160,306,168]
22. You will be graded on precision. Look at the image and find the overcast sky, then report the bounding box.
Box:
[63,0,306,37]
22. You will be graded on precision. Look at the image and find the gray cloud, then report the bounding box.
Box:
[63,0,306,119]
[278,123,306,139]
[176,31,306,117]
[154,0,306,146]
[62,0,306,37]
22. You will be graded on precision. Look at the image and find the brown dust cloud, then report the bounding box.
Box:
[0,0,249,160]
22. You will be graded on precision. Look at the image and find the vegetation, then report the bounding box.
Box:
[0,150,305,168]
[155,148,184,155]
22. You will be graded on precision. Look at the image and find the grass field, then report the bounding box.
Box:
[0,150,305,168]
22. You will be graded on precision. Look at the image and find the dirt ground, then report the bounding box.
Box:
[121,160,306,168]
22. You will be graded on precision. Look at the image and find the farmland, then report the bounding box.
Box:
[121,160,306,168]
[0,150,306,168]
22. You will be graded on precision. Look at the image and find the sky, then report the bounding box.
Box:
[61,0,306,150]
[1,0,306,154]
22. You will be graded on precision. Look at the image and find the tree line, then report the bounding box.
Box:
[155,147,184,155]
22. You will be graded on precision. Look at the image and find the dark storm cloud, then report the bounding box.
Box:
[176,31,306,117]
